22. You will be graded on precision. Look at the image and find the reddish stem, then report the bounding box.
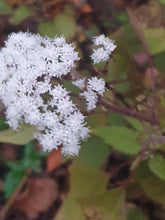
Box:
[98,98,158,125]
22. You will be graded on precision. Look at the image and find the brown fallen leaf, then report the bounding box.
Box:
[42,0,64,19]
[6,0,24,7]
[7,0,35,7]
[47,149,62,172]
[80,3,92,13]
[13,177,58,218]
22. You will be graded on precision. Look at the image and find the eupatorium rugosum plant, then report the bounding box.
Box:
[0,32,116,155]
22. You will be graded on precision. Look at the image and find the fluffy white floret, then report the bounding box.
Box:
[81,89,98,111]
[80,77,106,111]
[91,48,109,64]
[72,77,86,90]
[87,77,105,95]
[91,34,116,64]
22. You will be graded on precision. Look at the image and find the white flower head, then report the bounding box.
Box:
[80,77,106,111]
[87,77,106,95]
[72,77,86,90]
[91,34,116,64]
[0,32,89,156]
[81,89,98,111]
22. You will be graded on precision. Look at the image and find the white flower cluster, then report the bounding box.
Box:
[91,34,117,64]
[0,32,116,155]
[0,32,89,155]
[73,77,106,111]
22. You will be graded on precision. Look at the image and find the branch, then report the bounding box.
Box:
[99,99,158,125]
[127,7,155,91]
[139,119,157,149]
[0,169,31,220]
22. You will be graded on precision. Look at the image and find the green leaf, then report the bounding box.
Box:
[142,176,165,209]
[107,113,128,127]
[12,6,30,25]
[64,81,80,94]
[0,123,36,145]
[125,117,143,132]
[148,154,165,180]
[80,188,126,220]
[69,163,108,197]
[158,0,165,5]
[154,51,165,72]
[76,135,109,169]
[4,171,25,198]
[39,9,76,38]
[94,126,140,155]
[135,161,150,182]
[104,53,134,82]
[0,0,12,15]
[39,21,56,38]
[127,207,148,220]
[117,24,143,56]
[23,141,42,172]
[6,161,25,172]
[56,163,108,220]
[6,142,41,172]
[135,161,165,209]
[0,118,9,131]
[144,28,165,55]
[115,82,130,93]
[117,12,128,22]
[24,141,35,157]
[86,113,107,129]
